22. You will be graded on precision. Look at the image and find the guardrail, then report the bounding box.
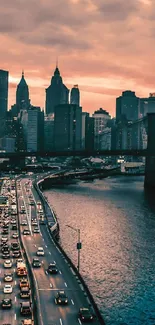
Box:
[34,175,106,325]
[15,180,43,325]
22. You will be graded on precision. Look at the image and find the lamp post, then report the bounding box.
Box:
[66,225,82,272]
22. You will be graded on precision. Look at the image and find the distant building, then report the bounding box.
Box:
[95,127,111,150]
[54,104,82,151]
[44,114,54,151]
[92,108,111,135]
[140,93,155,117]
[116,90,140,122]
[82,112,94,150]
[0,137,15,152]
[0,69,8,138]
[27,107,44,152]
[45,66,69,115]
[70,85,80,106]
[16,71,30,114]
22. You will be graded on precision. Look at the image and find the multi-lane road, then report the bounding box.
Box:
[0,176,103,325]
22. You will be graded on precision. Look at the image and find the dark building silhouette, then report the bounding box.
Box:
[85,115,94,151]
[16,71,30,114]
[27,106,44,152]
[45,66,69,115]
[140,93,155,117]
[116,90,140,122]
[70,85,80,106]
[54,104,82,151]
[0,69,8,137]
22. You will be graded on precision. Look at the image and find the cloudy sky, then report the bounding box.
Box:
[1,0,155,116]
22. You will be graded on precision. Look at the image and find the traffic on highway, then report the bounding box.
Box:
[0,175,103,325]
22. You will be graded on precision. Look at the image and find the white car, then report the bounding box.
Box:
[3,284,13,294]
[4,260,12,268]
[12,233,18,239]
[4,273,13,282]
[21,220,27,226]
[36,247,44,256]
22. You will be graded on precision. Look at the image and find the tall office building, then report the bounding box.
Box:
[44,114,54,151]
[0,69,8,138]
[45,66,69,115]
[70,85,80,106]
[140,93,155,117]
[54,104,82,151]
[16,71,30,114]
[116,90,140,122]
[92,108,111,135]
[27,106,44,152]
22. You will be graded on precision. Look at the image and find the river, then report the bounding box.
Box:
[44,176,155,325]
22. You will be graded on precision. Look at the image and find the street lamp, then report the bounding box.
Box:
[66,225,82,272]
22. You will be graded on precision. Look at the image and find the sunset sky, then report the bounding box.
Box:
[1,0,155,116]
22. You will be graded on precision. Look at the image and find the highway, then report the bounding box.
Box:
[17,177,102,325]
[0,178,33,325]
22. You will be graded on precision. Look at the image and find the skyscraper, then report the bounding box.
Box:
[16,71,30,114]
[0,69,8,137]
[45,66,69,115]
[70,85,80,106]
[54,104,82,151]
[116,90,140,122]
[92,108,111,135]
[27,107,44,152]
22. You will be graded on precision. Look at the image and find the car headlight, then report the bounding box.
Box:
[58,300,61,303]
[65,300,68,303]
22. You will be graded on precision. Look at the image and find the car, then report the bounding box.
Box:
[11,242,19,250]
[12,232,18,239]
[36,247,44,256]
[20,287,30,298]
[1,245,10,253]
[33,227,40,233]
[32,220,37,226]
[32,258,41,268]
[21,220,27,226]
[20,278,29,289]
[23,229,30,235]
[12,250,21,258]
[20,301,32,315]
[78,308,94,322]
[47,263,58,274]
[2,252,10,259]
[55,291,68,305]
[21,319,34,325]
[12,224,17,230]
[4,273,13,282]
[2,229,8,234]
[16,258,23,265]
[1,298,12,308]
[4,260,12,268]
[1,237,8,244]
[3,284,13,294]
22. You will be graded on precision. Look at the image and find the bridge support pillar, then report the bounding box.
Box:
[144,113,155,188]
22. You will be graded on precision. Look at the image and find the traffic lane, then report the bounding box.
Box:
[39,225,100,324]
[38,288,82,325]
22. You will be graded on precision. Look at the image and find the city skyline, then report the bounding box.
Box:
[1,0,155,116]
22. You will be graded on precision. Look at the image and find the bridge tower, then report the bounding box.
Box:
[144,113,155,188]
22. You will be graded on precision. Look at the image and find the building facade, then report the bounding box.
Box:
[116,90,140,122]
[27,107,44,152]
[45,66,69,115]
[0,69,8,138]
[44,114,54,151]
[16,72,30,114]
[92,108,111,135]
[70,85,80,106]
[54,104,82,151]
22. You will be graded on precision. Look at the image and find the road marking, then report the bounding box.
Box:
[0,270,1,274]
[0,281,1,285]
[60,318,63,325]
[14,268,15,272]
[71,299,74,305]
[15,296,16,302]
[14,314,16,320]
[15,281,16,285]
[64,282,67,287]
[78,319,82,325]
[59,271,62,274]
[45,245,47,248]
[50,283,53,288]
[57,247,61,253]
[49,252,51,255]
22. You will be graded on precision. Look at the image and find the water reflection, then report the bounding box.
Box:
[45,176,155,325]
